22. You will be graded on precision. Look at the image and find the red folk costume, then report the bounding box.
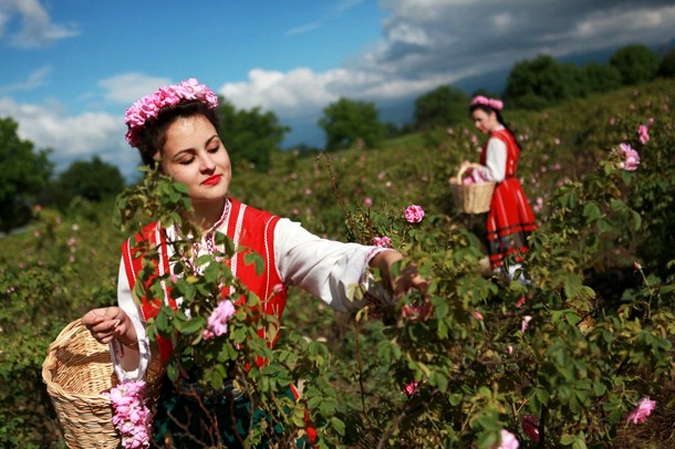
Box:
[120,197,319,444]
[480,128,537,270]
[121,197,287,364]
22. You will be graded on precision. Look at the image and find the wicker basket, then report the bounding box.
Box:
[42,319,165,449]
[449,163,496,214]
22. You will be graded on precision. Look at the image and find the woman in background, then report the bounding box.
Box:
[463,95,536,282]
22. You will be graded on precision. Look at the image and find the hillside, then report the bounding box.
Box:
[1,78,674,447]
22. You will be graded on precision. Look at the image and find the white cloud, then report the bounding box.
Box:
[220,67,344,113]
[0,97,135,175]
[219,0,675,125]
[286,22,320,36]
[4,0,675,178]
[0,65,51,95]
[99,74,174,105]
[1,0,79,48]
[540,5,675,54]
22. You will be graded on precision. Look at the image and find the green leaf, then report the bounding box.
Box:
[560,434,575,446]
[330,417,346,436]
[244,250,265,275]
[582,201,601,221]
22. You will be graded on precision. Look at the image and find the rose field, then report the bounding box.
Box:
[1,78,675,448]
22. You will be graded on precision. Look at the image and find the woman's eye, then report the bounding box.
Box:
[179,157,195,165]
[208,146,219,154]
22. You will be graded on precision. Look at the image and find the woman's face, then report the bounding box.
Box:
[160,115,232,207]
[472,109,499,134]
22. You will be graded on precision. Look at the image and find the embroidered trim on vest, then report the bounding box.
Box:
[154,224,170,304]
[229,203,247,296]
[263,216,274,303]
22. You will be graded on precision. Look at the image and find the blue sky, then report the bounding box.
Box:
[1,0,674,180]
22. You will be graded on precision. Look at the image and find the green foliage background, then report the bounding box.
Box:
[1,79,674,448]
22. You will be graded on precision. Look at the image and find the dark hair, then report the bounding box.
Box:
[133,100,220,167]
[469,103,521,151]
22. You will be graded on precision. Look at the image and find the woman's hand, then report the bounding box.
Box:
[459,160,472,171]
[370,250,432,320]
[81,307,137,346]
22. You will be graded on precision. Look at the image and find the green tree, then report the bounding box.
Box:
[578,62,623,95]
[658,46,675,78]
[318,97,385,151]
[609,44,660,85]
[55,156,125,208]
[216,98,289,171]
[414,85,469,130]
[505,55,583,109]
[0,117,52,232]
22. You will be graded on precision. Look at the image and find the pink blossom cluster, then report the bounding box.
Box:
[532,197,544,213]
[471,95,504,111]
[615,143,640,171]
[462,169,488,185]
[203,299,236,340]
[404,204,425,223]
[125,78,219,146]
[627,396,656,424]
[403,381,419,396]
[371,236,392,248]
[493,429,519,449]
[637,124,650,145]
[104,380,151,448]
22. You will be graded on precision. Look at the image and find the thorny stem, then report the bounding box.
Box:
[376,389,441,449]
[353,319,371,428]
[318,152,366,244]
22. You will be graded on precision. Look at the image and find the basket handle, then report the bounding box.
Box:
[456,163,485,184]
[48,320,88,351]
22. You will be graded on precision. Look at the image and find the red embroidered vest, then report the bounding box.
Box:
[121,198,288,363]
[480,128,519,178]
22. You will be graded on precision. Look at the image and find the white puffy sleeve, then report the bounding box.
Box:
[273,218,389,313]
[477,137,507,182]
[109,259,152,381]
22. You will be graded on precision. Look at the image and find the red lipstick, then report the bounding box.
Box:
[202,174,222,186]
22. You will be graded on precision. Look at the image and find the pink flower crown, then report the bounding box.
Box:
[124,78,219,146]
[470,95,503,111]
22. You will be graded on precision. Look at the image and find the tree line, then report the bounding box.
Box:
[1,42,673,232]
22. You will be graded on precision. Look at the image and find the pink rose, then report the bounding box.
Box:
[203,299,236,340]
[494,429,519,449]
[533,197,544,213]
[638,125,649,145]
[521,315,532,333]
[403,381,419,396]
[627,397,656,424]
[371,236,393,248]
[404,204,425,223]
[104,379,151,448]
[363,197,373,207]
[615,143,640,171]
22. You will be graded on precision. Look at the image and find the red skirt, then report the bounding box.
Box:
[486,178,537,270]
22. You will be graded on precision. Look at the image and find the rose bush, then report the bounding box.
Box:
[1,79,674,448]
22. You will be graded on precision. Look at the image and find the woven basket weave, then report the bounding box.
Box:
[42,319,165,449]
[449,163,496,214]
